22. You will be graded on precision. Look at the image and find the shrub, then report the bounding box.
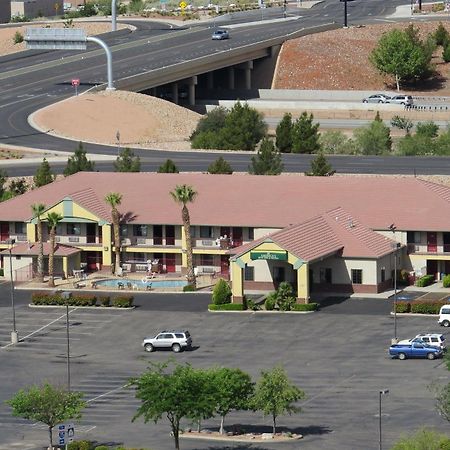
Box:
[276,281,296,311]
[31,292,65,305]
[98,296,110,307]
[415,274,435,287]
[394,301,410,313]
[112,296,134,307]
[0,268,3,276]
[72,294,96,306]
[435,22,450,46]
[264,293,277,311]
[208,303,245,311]
[94,447,109,450]
[432,2,445,12]
[410,301,446,314]
[183,284,196,292]
[246,299,261,311]
[13,31,23,44]
[68,441,94,450]
[444,44,450,63]
[10,14,30,22]
[212,278,231,305]
[443,274,450,288]
[291,303,319,311]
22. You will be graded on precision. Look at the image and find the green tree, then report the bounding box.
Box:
[47,212,63,287]
[306,152,334,176]
[434,22,450,46]
[170,185,197,287]
[354,118,392,155]
[104,193,122,275]
[0,168,7,199]
[211,367,254,434]
[128,0,144,13]
[64,142,95,176]
[319,131,359,155]
[158,159,179,173]
[391,116,414,135]
[370,26,435,90]
[435,128,450,155]
[212,278,232,305]
[114,148,141,172]
[7,383,85,449]
[251,366,305,435]
[291,112,321,154]
[132,361,214,450]
[275,113,293,153]
[31,204,46,283]
[416,121,439,138]
[190,106,227,140]
[443,43,450,63]
[34,158,55,187]
[396,134,437,156]
[9,178,28,196]
[249,138,283,175]
[219,102,267,151]
[207,157,233,174]
[391,427,450,450]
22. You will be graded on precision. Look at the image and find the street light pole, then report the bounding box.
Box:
[8,239,18,344]
[344,0,348,27]
[116,130,120,157]
[379,389,389,450]
[389,224,398,344]
[66,303,71,392]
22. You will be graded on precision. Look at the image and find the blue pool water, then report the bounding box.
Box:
[94,279,188,289]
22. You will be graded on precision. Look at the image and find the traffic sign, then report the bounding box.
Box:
[179,1,187,8]
[71,78,80,87]
[58,423,75,445]
[25,28,87,50]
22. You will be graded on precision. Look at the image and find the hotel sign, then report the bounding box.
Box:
[250,251,287,261]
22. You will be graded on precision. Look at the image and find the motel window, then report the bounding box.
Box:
[14,222,26,234]
[67,224,81,235]
[320,268,332,284]
[245,266,254,281]
[351,269,363,285]
[120,225,128,237]
[200,226,213,238]
[248,228,254,240]
[407,231,421,244]
[200,254,214,266]
[133,225,147,237]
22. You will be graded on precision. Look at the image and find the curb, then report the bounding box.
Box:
[180,434,302,443]
[390,312,439,317]
[208,309,316,314]
[28,304,135,310]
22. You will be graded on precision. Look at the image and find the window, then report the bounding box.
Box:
[133,225,147,237]
[381,267,385,283]
[14,222,26,234]
[200,254,213,266]
[351,269,363,284]
[248,227,254,240]
[200,226,213,238]
[407,231,421,244]
[319,268,332,284]
[120,225,128,237]
[245,266,254,281]
[67,224,81,235]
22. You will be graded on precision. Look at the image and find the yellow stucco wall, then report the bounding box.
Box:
[102,224,112,266]
[26,223,36,241]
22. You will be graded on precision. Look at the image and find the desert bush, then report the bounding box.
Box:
[416,274,435,287]
[68,441,94,450]
[211,278,231,305]
[112,296,134,307]
[435,22,450,46]
[13,31,23,44]
[443,44,450,63]
[264,293,277,310]
[432,2,445,12]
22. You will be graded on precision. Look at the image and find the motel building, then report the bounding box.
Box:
[0,172,450,303]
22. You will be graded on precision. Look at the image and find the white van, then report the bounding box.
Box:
[438,305,450,327]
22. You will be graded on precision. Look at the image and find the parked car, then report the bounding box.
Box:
[362,94,391,104]
[439,305,450,327]
[142,330,192,353]
[397,334,446,350]
[212,29,229,40]
[387,95,414,106]
[389,342,443,360]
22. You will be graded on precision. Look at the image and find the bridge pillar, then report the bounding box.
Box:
[244,61,253,90]
[270,44,281,58]
[188,76,197,106]
[207,72,214,90]
[228,67,235,90]
[172,82,179,104]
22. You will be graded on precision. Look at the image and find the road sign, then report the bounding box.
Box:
[179,1,187,8]
[58,423,75,445]
[25,28,87,51]
[71,78,80,87]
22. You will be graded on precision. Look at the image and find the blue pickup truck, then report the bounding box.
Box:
[389,342,443,360]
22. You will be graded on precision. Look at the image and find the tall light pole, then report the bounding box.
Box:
[379,389,389,450]
[61,292,71,392]
[116,130,121,157]
[389,224,398,344]
[8,238,18,344]
[343,0,348,27]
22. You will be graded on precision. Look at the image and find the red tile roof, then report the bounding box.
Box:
[0,173,449,232]
[0,242,81,257]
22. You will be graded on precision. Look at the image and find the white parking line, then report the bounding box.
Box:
[0,308,78,349]
[86,383,131,404]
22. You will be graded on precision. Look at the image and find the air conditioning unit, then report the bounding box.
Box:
[136,238,146,245]
[415,245,420,251]
[121,238,130,245]
[68,237,79,243]
[202,240,214,246]
[16,235,27,241]
[55,237,61,243]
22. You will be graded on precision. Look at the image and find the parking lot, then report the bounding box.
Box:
[1,286,450,450]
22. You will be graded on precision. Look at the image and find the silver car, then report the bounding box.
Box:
[362,94,391,104]
[212,29,229,40]
[388,95,414,106]
[142,330,192,353]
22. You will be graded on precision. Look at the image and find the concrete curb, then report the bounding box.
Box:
[28,304,135,310]
[180,433,302,443]
[390,312,439,317]
[208,309,315,313]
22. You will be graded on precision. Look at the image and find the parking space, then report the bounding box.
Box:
[1,295,450,450]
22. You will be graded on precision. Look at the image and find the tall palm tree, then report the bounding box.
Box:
[31,203,46,283]
[46,212,63,288]
[104,193,123,274]
[170,185,197,286]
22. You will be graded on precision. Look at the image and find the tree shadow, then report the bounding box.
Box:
[207,423,332,436]
[384,72,447,92]
[316,296,349,309]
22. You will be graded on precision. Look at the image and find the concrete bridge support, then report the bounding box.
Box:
[172,82,179,104]
[188,76,197,106]
[207,72,214,90]
[228,67,235,90]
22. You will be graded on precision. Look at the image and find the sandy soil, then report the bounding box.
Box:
[32,90,201,148]
[0,22,130,56]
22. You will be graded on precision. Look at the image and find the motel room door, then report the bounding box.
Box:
[165,254,176,272]
[427,232,437,252]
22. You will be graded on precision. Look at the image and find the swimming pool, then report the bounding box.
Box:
[93,279,188,289]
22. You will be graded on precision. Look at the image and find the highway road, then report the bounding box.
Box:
[2,0,448,176]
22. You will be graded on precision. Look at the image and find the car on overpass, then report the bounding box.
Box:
[212,29,230,40]
[362,94,391,104]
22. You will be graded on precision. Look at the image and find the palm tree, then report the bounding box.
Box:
[170,185,197,287]
[46,212,62,288]
[31,203,46,283]
[104,193,123,274]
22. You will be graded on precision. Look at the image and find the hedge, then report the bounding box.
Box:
[394,301,410,313]
[183,284,196,292]
[208,303,245,311]
[443,274,450,288]
[415,274,435,287]
[31,292,132,308]
[394,300,447,314]
[291,303,319,311]
[112,296,134,308]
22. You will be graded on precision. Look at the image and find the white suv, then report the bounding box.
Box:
[398,333,446,350]
[142,330,192,353]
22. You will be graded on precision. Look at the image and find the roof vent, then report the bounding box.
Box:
[348,219,354,228]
